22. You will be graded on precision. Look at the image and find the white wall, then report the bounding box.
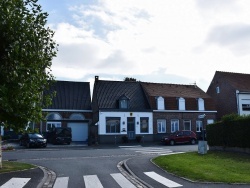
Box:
[238,93,250,116]
[98,111,153,135]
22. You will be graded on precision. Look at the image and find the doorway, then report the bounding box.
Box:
[127,117,135,140]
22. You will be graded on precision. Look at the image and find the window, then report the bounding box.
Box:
[106,117,120,133]
[46,122,61,131]
[157,119,166,133]
[46,113,62,120]
[242,104,250,111]
[196,120,203,132]
[119,95,129,109]
[207,119,214,125]
[216,86,220,94]
[178,97,185,110]
[120,99,128,109]
[69,113,85,120]
[171,120,179,133]
[198,98,205,111]
[140,117,149,133]
[183,120,191,130]
[157,96,165,110]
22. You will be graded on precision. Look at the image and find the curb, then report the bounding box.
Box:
[37,166,56,188]
[118,158,153,188]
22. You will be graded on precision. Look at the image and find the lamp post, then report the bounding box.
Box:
[198,114,207,154]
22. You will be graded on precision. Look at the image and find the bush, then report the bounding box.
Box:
[207,114,250,148]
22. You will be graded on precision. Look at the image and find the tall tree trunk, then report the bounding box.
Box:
[0,135,2,169]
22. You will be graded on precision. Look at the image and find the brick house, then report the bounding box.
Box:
[141,82,217,141]
[92,76,217,144]
[40,80,92,142]
[207,71,250,120]
[91,76,152,144]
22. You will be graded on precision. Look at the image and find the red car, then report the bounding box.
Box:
[161,130,197,145]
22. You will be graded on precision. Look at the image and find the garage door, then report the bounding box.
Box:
[67,123,88,142]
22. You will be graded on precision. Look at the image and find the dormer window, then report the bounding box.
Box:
[119,95,129,109]
[178,97,185,110]
[198,98,205,111]
[156,96,165,110]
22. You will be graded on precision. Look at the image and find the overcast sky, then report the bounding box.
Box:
[39,0,250,92]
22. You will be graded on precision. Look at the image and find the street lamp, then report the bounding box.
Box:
[198,114,207,154]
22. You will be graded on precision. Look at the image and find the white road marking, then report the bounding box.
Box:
[144,171,182,187]
[160,152,185,156]
[0,178,30,188]
[53,177,69,188]
[84,175,103,188]
[111,173,136,188]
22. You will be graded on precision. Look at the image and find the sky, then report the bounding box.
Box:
[39,0,250,93]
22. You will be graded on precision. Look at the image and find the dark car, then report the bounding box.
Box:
[161,130,197,145]
[19,133,47,148]
[46,127,72,145]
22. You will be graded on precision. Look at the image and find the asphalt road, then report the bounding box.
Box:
[2,144,249,188]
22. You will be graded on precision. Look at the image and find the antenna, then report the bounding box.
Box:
[190,81,197,88]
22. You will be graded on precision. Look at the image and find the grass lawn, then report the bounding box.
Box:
[153,151,250,183]
[0,161,36,174]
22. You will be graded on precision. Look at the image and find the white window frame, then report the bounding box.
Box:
[183,120,191,130]
[178,97,185,110]
[198,98,205,111]
[46,122,61,131]
[157,119,166,133]
[157,96,165,110]
[196,120,203,132]
[171,119,179,133]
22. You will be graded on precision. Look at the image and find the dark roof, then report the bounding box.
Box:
[93,80,150,110]
[44,81,91,110]
[214,71,250,92]
[141,82,211,98]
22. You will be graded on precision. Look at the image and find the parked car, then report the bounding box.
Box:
[161,130,197,145]
[46,127,72,145]
[19,133,47,148]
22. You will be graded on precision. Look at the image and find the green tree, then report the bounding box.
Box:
[124,77,137,81]
[0,0,57,168]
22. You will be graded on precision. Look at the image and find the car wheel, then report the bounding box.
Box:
[170,140,175,146]
[191,139,196,145]
[67,142,70,145]
[26,143,30,148]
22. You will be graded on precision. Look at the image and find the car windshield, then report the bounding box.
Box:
[29,134,43,139]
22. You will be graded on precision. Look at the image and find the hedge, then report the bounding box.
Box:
[207,114,250,148]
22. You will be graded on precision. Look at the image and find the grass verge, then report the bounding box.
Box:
[0,161,36,174]
[153,151,250,183]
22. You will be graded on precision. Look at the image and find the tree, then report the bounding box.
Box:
[0,0,57,168]
[124,77,137,81]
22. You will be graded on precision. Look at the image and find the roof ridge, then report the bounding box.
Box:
[216,71,250,76]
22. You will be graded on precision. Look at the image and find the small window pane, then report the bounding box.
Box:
[140,117,149,133]
[171,120,179,133]
[106,117,120,133]
[196,121,203,132]
[157,119,166,133]
[183,120,191,130]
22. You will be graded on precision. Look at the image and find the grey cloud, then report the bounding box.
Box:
[101,50,133,69]
[206,24,250,55]
[55,43,100,68]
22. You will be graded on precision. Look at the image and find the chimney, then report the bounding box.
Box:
[95,76,99,82]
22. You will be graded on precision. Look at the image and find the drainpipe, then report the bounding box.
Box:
[236,90,240,115]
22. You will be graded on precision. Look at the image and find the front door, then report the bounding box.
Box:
[127,117,135,140]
